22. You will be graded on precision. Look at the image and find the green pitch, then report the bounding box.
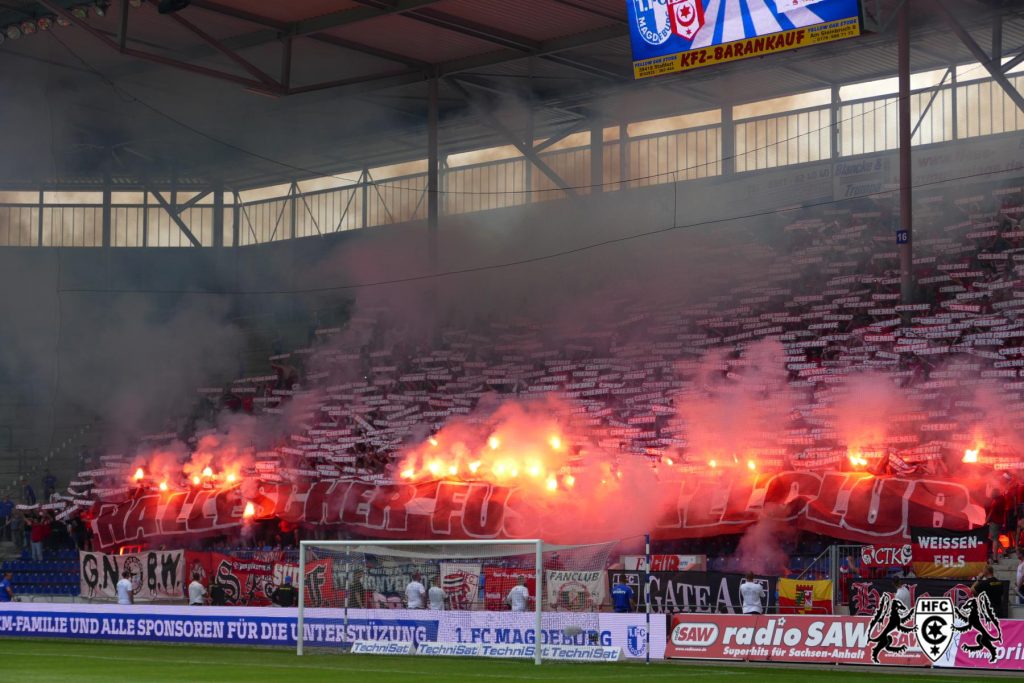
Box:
[0,639,1014,682]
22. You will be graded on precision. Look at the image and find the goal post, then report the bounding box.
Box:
[296,538,615,664]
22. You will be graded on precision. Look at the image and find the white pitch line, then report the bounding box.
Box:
[0,648,748,680]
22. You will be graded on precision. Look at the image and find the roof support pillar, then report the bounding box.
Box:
[898,0,914,310]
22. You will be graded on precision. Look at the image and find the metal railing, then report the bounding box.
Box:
[0,70,1022,248]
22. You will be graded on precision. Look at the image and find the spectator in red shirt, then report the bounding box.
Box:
[29,514,51,562]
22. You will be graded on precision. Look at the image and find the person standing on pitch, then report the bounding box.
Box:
[740,573,766,615]
[116,570,134,606]
[405,572,426,609]
[0,571,13,602]
[428,581,446,611]
[506,576,531,612]
[272,576,297,607]
[611,579,635,613]
[188,576,207,606]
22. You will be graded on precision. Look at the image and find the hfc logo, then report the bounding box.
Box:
[632,0,705,45]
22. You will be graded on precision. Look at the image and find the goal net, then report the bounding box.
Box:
[296,539,616,663]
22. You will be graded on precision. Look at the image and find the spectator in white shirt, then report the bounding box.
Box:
[506,577,530,612]
[428,582,446,611]
[405,573,426,609]
[739,573,766,615]
[116,570,134,606]
[188,578,207,606]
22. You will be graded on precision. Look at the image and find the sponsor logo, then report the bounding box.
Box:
[668,0,703,41]
[631,0,672,46]
[351,641,414,655]
[671,622,719,647]
[626,625,648,657]
[915,597,953,663]
[867,592,1002,664]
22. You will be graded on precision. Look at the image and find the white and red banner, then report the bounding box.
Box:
[87,472,988,551]
[79,550,185,602]
[483,567,535,611]
[438,562,481,610]
[621,555,706,572]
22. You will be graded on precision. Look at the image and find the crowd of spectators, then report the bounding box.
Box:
[22,176,1024,571]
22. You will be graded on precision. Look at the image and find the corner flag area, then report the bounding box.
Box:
[0,639,1011,683]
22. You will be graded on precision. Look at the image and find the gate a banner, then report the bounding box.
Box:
[607,570,776,614]
[911,527,990,579]
[79,550,184,602]
[87,472,988,551]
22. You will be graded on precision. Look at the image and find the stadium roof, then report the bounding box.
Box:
[0,0,1020,189]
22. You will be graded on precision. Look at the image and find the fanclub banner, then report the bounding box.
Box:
[848,577,1009,620]
[911,526,989,579]
[545,570,606,611]
[607,570,776,614]
[0,603,666,659]
[79,551,185,602]
[88,473,988,551]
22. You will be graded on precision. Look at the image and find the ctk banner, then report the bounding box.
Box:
[628,0,862,79]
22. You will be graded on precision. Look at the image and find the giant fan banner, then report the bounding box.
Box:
[88,473,987,551]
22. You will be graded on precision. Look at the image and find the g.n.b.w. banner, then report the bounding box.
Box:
[88,473,987,551]
[911,527,990,579]
[79,550,185,602]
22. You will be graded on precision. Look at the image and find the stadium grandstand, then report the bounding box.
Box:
[1,0,1024,679]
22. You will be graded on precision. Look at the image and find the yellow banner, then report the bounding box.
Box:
[633,17,861,79]
[778,578,833,614]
